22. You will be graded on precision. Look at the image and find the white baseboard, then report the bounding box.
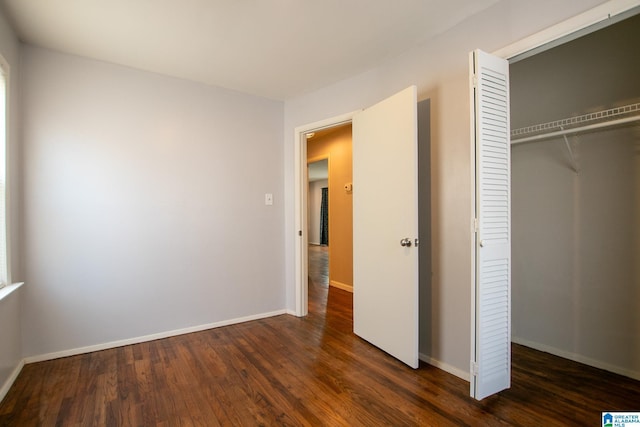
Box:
[24,309,287,364]
[0,359,24,403]
[419,353,470,382]
[330,280,353,293]
[512,337,640,381]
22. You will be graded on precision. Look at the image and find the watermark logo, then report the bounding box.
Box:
[603,412,640,427]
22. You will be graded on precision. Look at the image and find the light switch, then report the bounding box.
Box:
[265,193,273,205]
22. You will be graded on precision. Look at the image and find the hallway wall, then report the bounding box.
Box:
[307,125,353,290]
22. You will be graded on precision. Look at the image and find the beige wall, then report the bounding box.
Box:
[307,125,353,290]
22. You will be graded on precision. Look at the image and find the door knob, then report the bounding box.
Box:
[400,238,412,247]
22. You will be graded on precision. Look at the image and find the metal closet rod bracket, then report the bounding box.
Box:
[561,130,579,173]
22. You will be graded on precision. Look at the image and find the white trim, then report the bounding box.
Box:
[0,359,24,403]
[419,353,470,382]
[329,280,353,293]
[511,337,640,381]
[493,0,640,60]
[468,50,478,396]
[293,111,357,317]
[24,309,287,364]
[0,281,23,302]
[0,53,10,286]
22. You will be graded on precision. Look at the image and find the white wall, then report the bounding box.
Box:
[21,46,285,358]
[308,179,328,245]
[283,0,606,378]
[510,14,640,378]
[0,4,23,397]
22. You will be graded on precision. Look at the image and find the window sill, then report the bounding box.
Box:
[0,282,24,302]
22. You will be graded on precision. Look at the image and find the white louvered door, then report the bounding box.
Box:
[470,49,511,400]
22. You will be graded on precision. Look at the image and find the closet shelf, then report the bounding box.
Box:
[511,102,640,145]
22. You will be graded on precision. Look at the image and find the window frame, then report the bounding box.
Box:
[0,53,10,289]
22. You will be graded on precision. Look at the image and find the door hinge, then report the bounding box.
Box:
[471,361,479,376]
[298,230,302,237]
[472,75,478,88]
[473,218,478,233]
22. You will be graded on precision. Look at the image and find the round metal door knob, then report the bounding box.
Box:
[400,238,412,247]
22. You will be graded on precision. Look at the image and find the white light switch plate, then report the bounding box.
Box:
[265,193,273,205]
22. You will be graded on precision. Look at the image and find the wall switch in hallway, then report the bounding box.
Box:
[265,193,273,205]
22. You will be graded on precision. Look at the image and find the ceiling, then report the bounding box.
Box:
[1,0,498,101]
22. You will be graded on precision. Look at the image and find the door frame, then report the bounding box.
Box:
[294,112,356,317]
[307,155,330,248]
[491,0,639,62]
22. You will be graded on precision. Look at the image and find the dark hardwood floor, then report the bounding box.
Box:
[307,245,328,290]
[1,247,638,425]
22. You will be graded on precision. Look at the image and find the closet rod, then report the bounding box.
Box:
[511,114,640,145]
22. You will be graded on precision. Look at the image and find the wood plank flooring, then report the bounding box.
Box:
[1,247,638,425]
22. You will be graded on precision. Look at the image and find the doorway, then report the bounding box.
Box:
[295,87,425,372]
[307,157,329,308]
[307,157,329,249]
[294,114,355,317]
[307,125,353,302]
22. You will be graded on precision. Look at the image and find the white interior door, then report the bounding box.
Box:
[470,49,511,400]
[353,86,419,369]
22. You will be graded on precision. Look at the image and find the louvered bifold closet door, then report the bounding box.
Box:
[471,49,511,400]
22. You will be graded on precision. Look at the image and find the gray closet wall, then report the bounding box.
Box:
[510,13,640,378]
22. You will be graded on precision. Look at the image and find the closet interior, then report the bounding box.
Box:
[509,12,640,380]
